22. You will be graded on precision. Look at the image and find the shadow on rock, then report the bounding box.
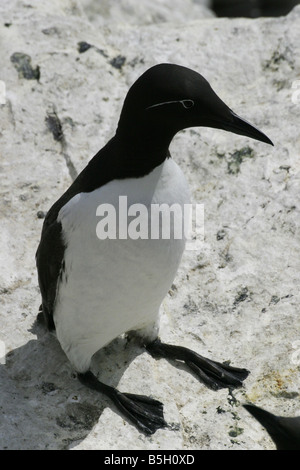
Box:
[0,318,142,449]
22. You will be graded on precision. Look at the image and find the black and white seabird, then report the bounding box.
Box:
[244,403,300,450]
[36,63,273,435]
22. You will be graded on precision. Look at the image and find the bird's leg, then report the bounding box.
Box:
[146,339,249,390]
[77,370,167,435]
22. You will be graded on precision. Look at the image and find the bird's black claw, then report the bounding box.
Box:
[185,357,249,390]
[114,390,167,435]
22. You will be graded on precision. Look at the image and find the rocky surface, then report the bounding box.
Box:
[80,0,214,26]
[0,0,300,450]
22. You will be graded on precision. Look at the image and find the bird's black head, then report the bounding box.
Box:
[116,63,273,150]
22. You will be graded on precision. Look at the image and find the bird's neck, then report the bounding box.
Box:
[114,123,174,177]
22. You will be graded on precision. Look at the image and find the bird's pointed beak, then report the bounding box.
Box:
[243,404,279,429]
[221,110,274,146]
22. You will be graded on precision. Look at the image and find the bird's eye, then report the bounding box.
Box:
[181,100,194,109]
[146,99,195,111]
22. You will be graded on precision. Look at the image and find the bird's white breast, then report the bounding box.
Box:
[55,158,191,372]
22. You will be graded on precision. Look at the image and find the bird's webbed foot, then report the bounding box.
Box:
[146,339,249,390]
[78,370,166,435]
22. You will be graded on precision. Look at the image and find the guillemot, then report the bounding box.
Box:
[244,404,300,450]
[36,63,273,435]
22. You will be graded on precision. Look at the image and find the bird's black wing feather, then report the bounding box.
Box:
[36,217,65,331]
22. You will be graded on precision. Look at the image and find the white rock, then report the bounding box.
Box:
[80,0,214,26]
[0,0,300,450]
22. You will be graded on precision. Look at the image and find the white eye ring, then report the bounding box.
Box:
[146,99,194,110]
[181,99,194,109]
